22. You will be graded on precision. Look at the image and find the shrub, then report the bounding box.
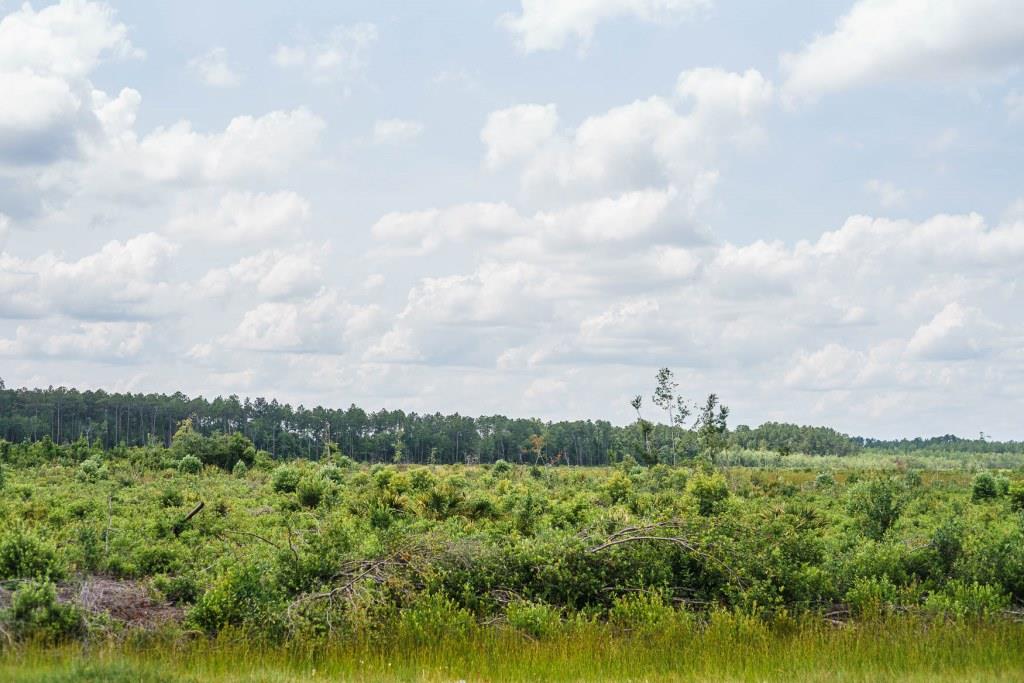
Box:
[1009,483,1024,512]
[398,593,474,646]
[608,591,677,634]
[971,472,1001,502]
[924,581,1009,619]
[76,456,109,482]
[159,487,184,508]
[232,460,248,478]
[814,473,836,489]
[153,574,199,605]
[492,459,513,475]
[0,526,62,580]
[177,455,202,475]
[505,600,561,639]
[846,478,907,540]
[4,581,85,643]
[188,563,283,635]
[845,575,899,618]
[296,474,327,508]
[688,471,729,516]
[272,465,302,493]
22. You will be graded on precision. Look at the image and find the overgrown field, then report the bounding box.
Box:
[3,431,1024,680]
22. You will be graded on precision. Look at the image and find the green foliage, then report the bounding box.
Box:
[924,581,1009,619]
[176,455,202,475]
[231,460,248,478]
[505,600,561,639]
[3,580,85,643]
[272,465,302,493]
[846,477,908,540]
[296,474,327,508]
[0,526,62,580]
[971,471,1001,502]
[188,562,283,635]
[687,471,729,515]
[76,456,108,482]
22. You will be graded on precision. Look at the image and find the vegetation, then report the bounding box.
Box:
[1,373,1023,679]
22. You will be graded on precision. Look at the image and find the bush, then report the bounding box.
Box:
[924,581,1009,619]
[177,455,202,475]
[688,471,729,516]
[153,574,199,605]
[398,593,474,646]
[492,459,513,475]
[188,563,283,635]
[814,472,836,489]
[0,526,62,580]
[296,474,326,508]
[232,460,248,478]
[972,472,1001,502]
[4,580,85,643]
[76,456,109,482]
[505,600,561,639]
[846,575,899,618]
[272,465,302,493]
[846,478,907,540]
[1009,483,1024,512]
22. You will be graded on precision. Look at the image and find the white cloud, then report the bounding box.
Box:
[0,321,150,361]
[372,118,424,145]
[781,0,1024,100]
[199,243,327,301]
[906,302,995,361]
[865,179,906,208]
[481,104,559,169]
[482,68,771,202]
[500,0,710,53]
[273,23,377,85]
[189,47,240,87]
[0,0,140,164]
[221,288,382,353]
[165,191,310,245]
[0,233,179,320]
[0,213,9,249]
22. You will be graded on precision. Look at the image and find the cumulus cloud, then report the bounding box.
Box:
[188,47,240,87]
[481,68,772,203]
[781,0,1024,100]
[165,191,310,245]
[0,233,179,320]
[199,243,327,301]
[500,0,710,53]
[0,321,150,361]
[372,118,424,145]
[221,289,382,354]
[0,0,140,164]
[273,23,377,85]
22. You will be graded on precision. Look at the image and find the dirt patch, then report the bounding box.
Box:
[0,577,184,629]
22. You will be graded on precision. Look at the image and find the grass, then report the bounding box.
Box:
[4,617,1024,682]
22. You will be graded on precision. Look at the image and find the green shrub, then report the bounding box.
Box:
[159,487,184,508]
[846,575,899,618]
[846,478,907,539]
[76,456,108,482]
[814,472,836,489]
[924,581,1009,619]
[296,474,327,508]
[608,591,677,634]
[971,472,1001,502]
[505,600,561,639]
[272,465,302,493]
[4,580,85,643]
[492,459,513,475]
[688,471,729,516]
[232,460,248,477]
[0,526,62,580]
[188,563,283,635]
[1009,483,1024,512]
[153,574,199,604]
[177,455,202,475]
[398,593,474,646]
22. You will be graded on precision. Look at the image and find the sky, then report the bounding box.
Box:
[1,0,1023,439]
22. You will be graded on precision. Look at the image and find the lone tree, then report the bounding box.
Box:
[696,394,729,463]
[630,395,654,465]
[651,367,691,465]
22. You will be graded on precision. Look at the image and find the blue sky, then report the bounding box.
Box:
[1,0,1023,438]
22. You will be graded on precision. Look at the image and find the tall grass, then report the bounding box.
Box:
[4,614,1024,682]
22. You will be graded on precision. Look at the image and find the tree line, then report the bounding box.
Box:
[0,375,1018,464]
